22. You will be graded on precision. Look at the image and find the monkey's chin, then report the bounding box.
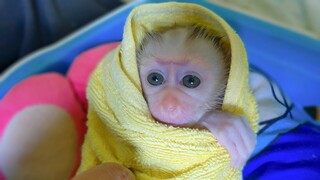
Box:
[152,114,196,128]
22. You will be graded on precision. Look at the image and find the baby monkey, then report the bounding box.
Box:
[137,25,256,169]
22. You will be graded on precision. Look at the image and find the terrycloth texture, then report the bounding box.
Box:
[79,2,258,179]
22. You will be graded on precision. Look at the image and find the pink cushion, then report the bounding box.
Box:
[67,42,120,110]
[0,42,120,178]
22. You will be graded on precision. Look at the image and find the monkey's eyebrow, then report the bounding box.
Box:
[155,58,189,66]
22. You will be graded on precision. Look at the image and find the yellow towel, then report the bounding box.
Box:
[78,2,259,179]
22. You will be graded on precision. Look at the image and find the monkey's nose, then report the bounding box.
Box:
[161,95,182,116]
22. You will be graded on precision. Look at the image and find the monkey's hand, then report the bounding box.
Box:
[199,111,256,169]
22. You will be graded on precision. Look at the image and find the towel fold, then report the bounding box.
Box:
[78,2,259,179]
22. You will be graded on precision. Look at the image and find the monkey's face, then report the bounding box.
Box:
[139,61,210,126]
[138,49,225,127]
[138,27,227,127]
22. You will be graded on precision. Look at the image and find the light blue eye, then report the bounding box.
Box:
[182,75,201,88]
[147,72,164,86]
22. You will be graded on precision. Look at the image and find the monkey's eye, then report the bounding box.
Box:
[147,72,164,86]
[182,75,201,88]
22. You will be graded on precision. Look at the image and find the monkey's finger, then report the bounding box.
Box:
[242,116,257,149]
[224,126,246,169]
[234,120,256,169]
[236,117,256,156]
[232,120,255,168]
[234,126,250,168]
[209,126,239,166]
[243,121,256,155]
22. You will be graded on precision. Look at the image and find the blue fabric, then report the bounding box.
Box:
[248,68,317,157]
[0,0,123,72]
[244,123,320,179]
[253,105,319,156]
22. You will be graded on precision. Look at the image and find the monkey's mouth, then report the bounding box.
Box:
[151,111,196,128]
[147,98,198,127]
